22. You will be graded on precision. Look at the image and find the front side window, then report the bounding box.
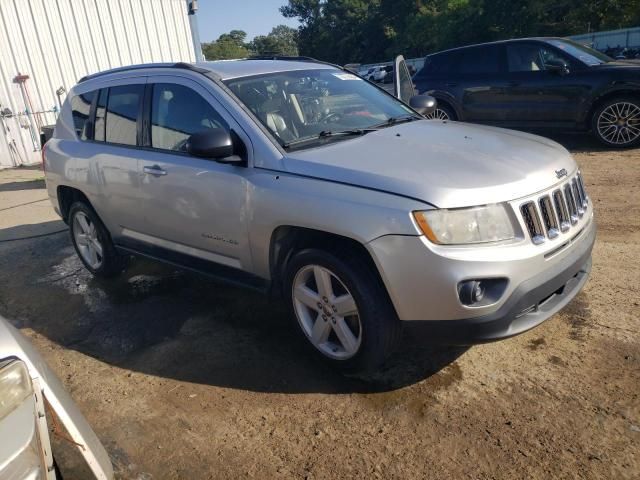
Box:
[225,69,415,148]
[507,44,570,72]
[150,83,228,151]
[548,39,612,66]
[105,84,144,146]
[71,90,95,140]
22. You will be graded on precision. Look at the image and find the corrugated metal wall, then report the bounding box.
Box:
[0,0,196,167]
[570,27,640,50]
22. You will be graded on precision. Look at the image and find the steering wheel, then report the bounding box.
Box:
[320,112,342,124]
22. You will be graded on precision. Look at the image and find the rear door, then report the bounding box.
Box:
[89,79,148,239]
[393,55,416,104]
[133,75,254,271]
[451,44,509,122]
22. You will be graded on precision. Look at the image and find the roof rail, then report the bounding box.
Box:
[247,55,320,62]
[77,62,198,83]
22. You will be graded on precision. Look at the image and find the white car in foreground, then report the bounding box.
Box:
[0,316,113,479]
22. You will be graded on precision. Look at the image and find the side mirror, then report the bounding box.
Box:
[186,129,243,164]
[546,60,570,75]
[409,95,437,116]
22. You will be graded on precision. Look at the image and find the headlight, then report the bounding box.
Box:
[413,204,516,245]
[0,360,33,420]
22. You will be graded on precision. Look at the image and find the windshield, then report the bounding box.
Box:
[224,69,416,148]
[548,39,613,66]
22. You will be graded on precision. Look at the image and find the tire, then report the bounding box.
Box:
[591,96,640,148]
[424,101,457,121]
[68,202,128,278]
[284,248,402,372]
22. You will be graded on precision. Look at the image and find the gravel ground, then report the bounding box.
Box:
[0,133,638,479]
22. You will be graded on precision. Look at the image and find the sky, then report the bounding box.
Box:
[196,0,300,42]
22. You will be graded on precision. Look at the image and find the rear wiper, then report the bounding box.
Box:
[370,115,419,129]
[282,128,377,149]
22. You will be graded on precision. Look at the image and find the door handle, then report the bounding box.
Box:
[143,165,167,176]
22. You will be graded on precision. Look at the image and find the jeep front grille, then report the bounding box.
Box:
[520,202,546,245]
[538,195,559,239]
[519,172,589,245]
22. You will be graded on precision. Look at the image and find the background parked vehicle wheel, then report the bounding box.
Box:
[284,248,401,372]
[68,202,128,278]
[591,97,640,148]
[424,101,457,121]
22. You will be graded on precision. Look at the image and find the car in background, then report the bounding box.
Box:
[0,315,113,479]
[413,37,640,148]
[372,65,393,82]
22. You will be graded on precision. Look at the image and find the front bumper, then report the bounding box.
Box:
[405,249,591,345]
[367,211,595,342]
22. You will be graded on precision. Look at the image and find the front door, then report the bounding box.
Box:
[135,76,253,272]
[501,42,586,124]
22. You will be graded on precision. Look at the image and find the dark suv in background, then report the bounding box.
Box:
[413,37,640,148]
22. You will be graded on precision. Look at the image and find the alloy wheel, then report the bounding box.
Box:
[292,265,362,360]
[73,211,103,269]
[424,108,451,121]
[597,101,640,145]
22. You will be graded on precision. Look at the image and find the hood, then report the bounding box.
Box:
[589,60,640,70]
[284,121,576,208]
[0,316,114,480]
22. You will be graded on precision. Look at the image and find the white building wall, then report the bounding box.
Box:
[0,0,197,168]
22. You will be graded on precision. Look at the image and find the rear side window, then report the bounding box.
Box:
[456,46,503,74]
[105,85,144,146]
[417,53,455,76]
[70,91,95,140]
[150,83,228,152]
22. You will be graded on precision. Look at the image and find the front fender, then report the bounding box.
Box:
[246,169,429,279]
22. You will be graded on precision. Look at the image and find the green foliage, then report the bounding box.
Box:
[202,25,300,60]
[280,0,640,64]
[202,30,249,60]
[250,25,300,56]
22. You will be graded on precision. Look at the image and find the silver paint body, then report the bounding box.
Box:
[45,60,594,322]
[0,316,113,479]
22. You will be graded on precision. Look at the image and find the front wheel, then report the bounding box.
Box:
[591,97,640,148]
[284,248,401,372]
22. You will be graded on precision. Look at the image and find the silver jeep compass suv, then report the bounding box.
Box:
[44,57,595,371]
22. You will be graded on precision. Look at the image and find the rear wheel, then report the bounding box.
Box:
[591,97,640,148]
[285,248,401,372]
[424,101,457,121]
[68,202,128,278]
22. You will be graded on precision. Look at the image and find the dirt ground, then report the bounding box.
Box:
[0,133,638,479]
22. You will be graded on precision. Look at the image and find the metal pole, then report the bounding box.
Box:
[186,0,204,62]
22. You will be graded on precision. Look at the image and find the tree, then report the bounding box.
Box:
[280,0,640,64]
[202,30,250,60]
[250,25,299,56]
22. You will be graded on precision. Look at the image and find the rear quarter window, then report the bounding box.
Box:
[70,91,95,140]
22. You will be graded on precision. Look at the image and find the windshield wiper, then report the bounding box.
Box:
[282,128,377,149]
[370,115,420,129]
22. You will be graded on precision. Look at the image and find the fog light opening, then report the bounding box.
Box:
[459,280,484,305]
[458,278,508,307]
